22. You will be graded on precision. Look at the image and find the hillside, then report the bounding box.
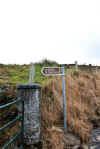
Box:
[0,63,100,148]
[41,71,100,148]
[0,64,47,87]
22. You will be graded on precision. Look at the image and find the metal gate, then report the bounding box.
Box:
[0,98,24,149]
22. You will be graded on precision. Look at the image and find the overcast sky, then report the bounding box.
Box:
[0,0,100,65]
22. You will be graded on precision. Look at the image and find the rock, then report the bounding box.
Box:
[89,144,100,149]
[91,128,100,142]
[64,133,80,147]
[89,128,100,149]
[81,144,88,149]
[96,136,100,141]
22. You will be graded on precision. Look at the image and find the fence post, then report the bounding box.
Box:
[75,61,78,71]
[16,83,41,146]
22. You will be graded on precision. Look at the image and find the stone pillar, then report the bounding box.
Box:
[16,83,41,145]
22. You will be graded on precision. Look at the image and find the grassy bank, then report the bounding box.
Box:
[1,63,100,148]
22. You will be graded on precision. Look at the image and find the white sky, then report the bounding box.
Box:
[0,0,100,65]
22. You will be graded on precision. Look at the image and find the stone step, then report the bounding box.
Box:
[89,128,100,149]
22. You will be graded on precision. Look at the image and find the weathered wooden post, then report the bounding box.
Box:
[16,64,41,146]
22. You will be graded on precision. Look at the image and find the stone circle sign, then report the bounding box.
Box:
[41,67,61,76]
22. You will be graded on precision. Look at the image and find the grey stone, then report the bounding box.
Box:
[17,83,41,145]
[89,144,100,149]
[89,128,100,149]
[64,133,80,146]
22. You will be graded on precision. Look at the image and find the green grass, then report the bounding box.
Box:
[0,63,59,87]
[0,61,72,88]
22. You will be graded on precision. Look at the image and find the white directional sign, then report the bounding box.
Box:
[41,67,62,76]
[41,67,67,133]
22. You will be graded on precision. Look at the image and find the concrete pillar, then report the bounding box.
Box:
[16,83,41,145]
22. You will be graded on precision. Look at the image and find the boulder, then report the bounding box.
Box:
[64,133,80,148]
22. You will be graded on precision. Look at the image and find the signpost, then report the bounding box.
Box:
[41,67,67,133]
[29,63,35,84]
[41,67,61,76]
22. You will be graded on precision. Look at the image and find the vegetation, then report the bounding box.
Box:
[1,60,100,148]
[41,72,100,148]
[0,60,59,87]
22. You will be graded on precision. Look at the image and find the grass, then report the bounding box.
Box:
[0,63,60,87]
[41,71,100,148]
[1,63,100,148]
[0,64,45,87]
